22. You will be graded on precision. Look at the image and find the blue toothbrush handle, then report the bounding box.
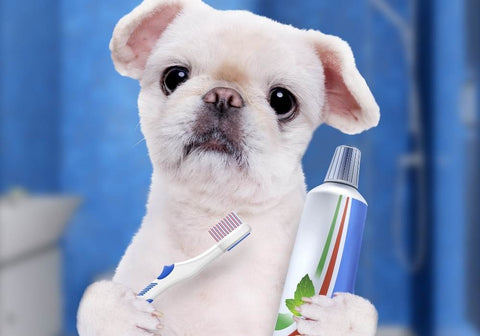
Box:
[137,244,224,302]
[137,264,175,303]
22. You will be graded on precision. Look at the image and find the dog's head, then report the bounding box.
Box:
[110,0,379,197]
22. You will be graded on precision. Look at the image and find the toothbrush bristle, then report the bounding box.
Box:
[208,212,243,242]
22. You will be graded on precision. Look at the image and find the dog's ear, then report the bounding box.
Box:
[306,31,380,134]
[110,0,197,79]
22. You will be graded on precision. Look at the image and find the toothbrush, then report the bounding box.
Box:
[137,212,251,303]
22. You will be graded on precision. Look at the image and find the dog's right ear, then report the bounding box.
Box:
[305,31,380,134]
[110,0,197,79]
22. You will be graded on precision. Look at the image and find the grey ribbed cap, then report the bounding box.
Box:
[324,145,361,189]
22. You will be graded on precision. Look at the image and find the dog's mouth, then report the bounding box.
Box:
[195,139,228,152]
[184,128,243,163]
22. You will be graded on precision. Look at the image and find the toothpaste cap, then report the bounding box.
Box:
[324,145,361,189]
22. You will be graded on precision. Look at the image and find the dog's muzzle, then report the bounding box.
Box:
[184,128,238,156]
[183,87,246,164]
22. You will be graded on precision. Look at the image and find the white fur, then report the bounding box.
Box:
[77,1,380,335]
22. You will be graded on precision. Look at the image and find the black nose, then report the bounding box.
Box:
[202,87,244,112]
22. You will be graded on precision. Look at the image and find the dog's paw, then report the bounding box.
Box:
[77,280,164,336]
[294,293,377,336]
[122,293,164,335]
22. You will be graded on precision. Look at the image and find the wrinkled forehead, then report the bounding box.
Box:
[149,7,320,87]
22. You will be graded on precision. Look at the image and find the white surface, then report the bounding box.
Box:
[0,195,80,262]
[0,249,62,336]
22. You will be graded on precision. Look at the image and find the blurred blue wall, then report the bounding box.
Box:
[432,0,478,335]
[0,0,60,192]
[59,0,151,330]
[0,0,478,335]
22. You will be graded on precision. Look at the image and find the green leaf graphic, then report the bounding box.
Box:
[275,313,295,330]
[295,274,315,301]
[285,274,315,316]
[286,298,302,316]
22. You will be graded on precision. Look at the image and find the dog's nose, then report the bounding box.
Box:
[203,87,244,111]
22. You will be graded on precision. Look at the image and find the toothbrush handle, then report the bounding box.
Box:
[138,245,224,302]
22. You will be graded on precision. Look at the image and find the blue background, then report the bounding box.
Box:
[1,0,479,335]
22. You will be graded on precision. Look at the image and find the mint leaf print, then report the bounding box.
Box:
[285,274,315,316]
[294,274,315,301]
[275,313,295,330]
[286,298,302,316]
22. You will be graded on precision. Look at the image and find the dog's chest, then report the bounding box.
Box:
[152,219,296,335]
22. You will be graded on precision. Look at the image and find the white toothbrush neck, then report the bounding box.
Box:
[175,245,224,275]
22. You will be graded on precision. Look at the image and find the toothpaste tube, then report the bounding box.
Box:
[273,145,368,335]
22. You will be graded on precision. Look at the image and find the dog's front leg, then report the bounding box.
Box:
[294,293,377,336]
[77,280,164,336]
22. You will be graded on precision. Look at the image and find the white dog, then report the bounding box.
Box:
[77,0,380,335]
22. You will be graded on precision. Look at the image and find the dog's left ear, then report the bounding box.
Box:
[110,0,200,79]
[306,31,380,134]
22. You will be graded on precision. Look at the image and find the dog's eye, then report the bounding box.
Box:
[269,87,297,120]
[162,66,189,95]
